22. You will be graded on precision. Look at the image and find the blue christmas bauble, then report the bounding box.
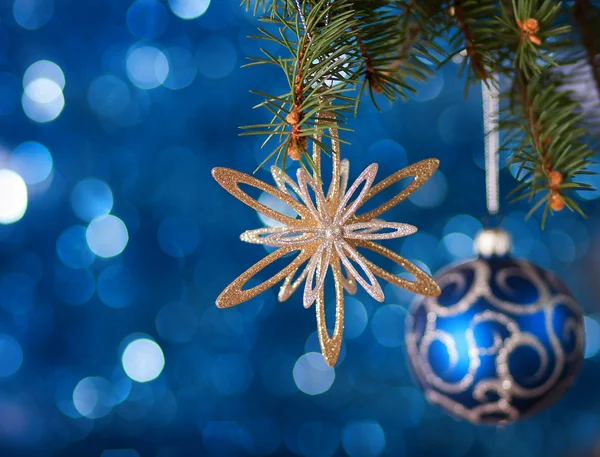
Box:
[405,231,584,424]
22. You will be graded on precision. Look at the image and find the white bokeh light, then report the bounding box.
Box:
[22,77,64,123]
[22,93,64,122]
[122,338,165,383]
[168,0,210,19]
[293,352,335,395]
[0,170,28,224]
[126,46,169,89]
[23,60,65,90]
[86,215,129,258]
[24,77,62,104]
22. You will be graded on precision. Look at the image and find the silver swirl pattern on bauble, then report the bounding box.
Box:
[406,258,584,424]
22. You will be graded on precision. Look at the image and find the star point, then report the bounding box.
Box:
[213,119,441,365]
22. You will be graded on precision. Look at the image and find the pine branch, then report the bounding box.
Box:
[242,0,360,169]
[243,0,448,166]
[507,73,595,225]
[352,1,448,107]
[450,0,499,81]
[241,0,600,226]
[497,0,597,226]
[353,24,382,94]
[242,0,294,16]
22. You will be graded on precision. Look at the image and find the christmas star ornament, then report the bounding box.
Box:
[212,114,441,366]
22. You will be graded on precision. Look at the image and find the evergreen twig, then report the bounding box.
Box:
[241,0,600,226]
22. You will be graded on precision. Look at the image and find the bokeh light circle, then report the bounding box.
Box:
[20,56,64,123]
[71,178,114,222]
[443,214,482,239]
[576,170,600,200]
[86,215,129,258]
[72,376,114,419]
[22,74,65,123]
[21,83,64,123]
[411,73,444,102]
[371,305,406,347]
[0,334,23,377]
[23,60,65,90]
[25,77,62,104]
[548,229,576,264]
[56,225,95,269]
[0,169,28,224]
[443,232,475,259]
[122,338,165,383]
[13,0,54,30]
[87,75,131,117]
[345,297,368,339]
[408,170,447,208]
[168,0,210,19]
[342,420,386,457]
[25,78,62,104]
[97,266,138,308]
[389,387,426,428]
[293,352,335,395]
[10,141,53,185]
[368,139,407,170]
[126,45,169,89]
[163,46,197,90]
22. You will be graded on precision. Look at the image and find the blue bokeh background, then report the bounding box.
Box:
[1,1,600,456]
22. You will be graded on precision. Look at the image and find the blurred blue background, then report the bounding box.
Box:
[1,1,600,456]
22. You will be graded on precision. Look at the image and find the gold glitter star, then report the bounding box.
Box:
[212,114,441,366]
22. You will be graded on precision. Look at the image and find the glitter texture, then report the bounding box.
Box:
[406,256,584,424]
[212,114,441,366]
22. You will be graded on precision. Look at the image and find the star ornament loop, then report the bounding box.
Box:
[212,126,441,366]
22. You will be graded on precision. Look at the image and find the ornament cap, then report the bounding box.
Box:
[474,228,512,258]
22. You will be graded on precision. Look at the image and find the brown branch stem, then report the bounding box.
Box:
[516,71,564,209]
[352,25,382,94]
[454,0,488,79]
[517,72,551,170]
[286,40,309,160]
[382,1,421,78]
[387,23,420,74]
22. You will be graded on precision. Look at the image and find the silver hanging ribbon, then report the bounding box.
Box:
[294,0,312,41]
[482,77,500,216]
